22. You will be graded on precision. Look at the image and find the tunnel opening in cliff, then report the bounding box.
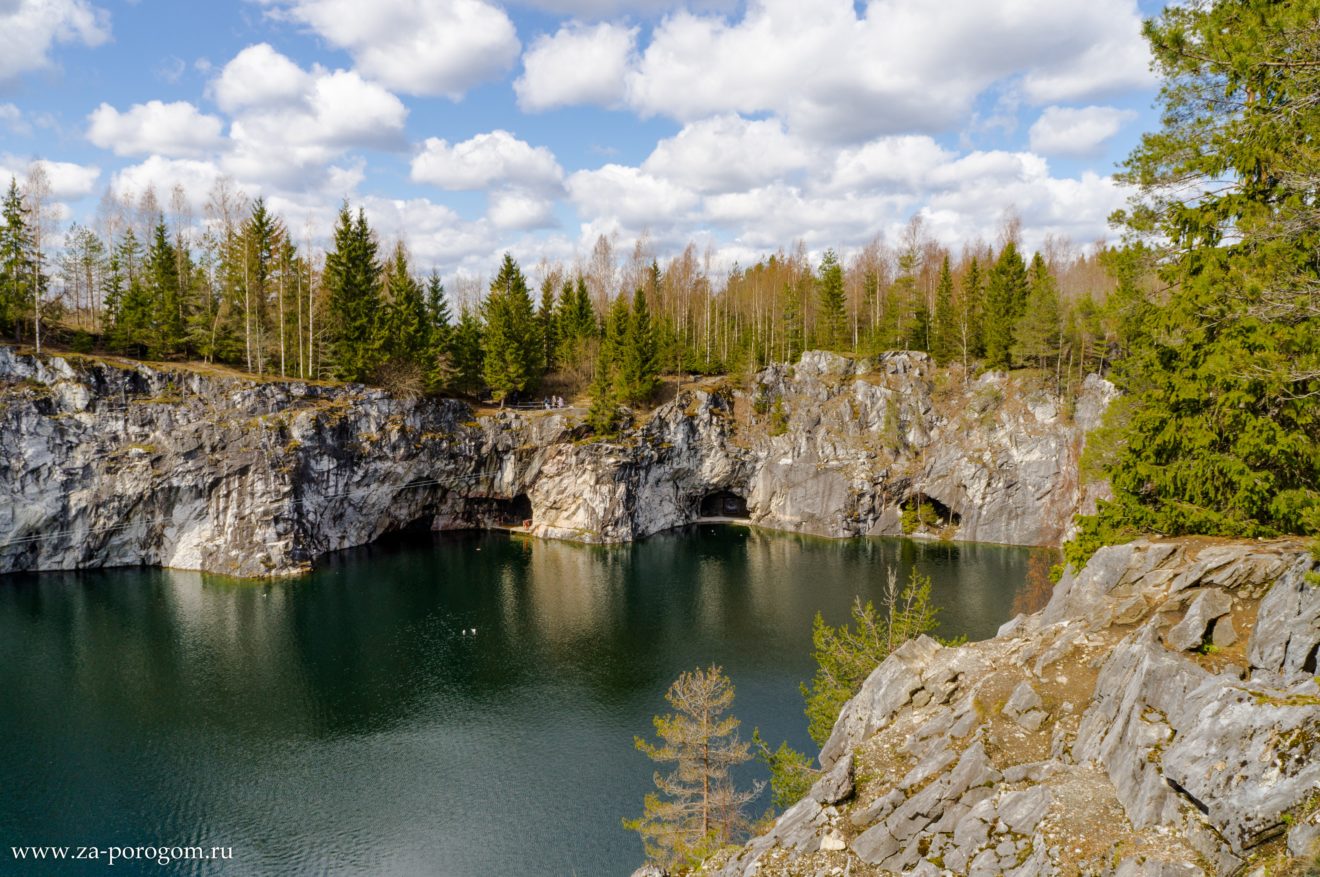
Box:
[699,490,749,519]
[491,494,533,527]
[902,493,961,533]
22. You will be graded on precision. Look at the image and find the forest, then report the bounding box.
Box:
[0,0,1316,561]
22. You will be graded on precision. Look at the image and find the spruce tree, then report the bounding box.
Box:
[781,280,804,363]
[424,270,456,393]
[0,178,34,340]
[451,305,485,396]
[619,287,660,405]
[481,253,543,404]
[983,242,1029,369]
[145,219,184,356]
[1011,253,1062,373]
[930,255,956,364]
[538,277,558,374]
[324,204,382,382]
[815,249,847,351]
[588,295,630,434]
[958,256,985,365]
[382,242,427,364]
[1069,0,1320,562]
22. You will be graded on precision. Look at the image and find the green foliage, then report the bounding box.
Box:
[1011,253,1062,374]
[0,178,36,340]
[1069,0,1320,566]
[481,253,543,404]
[587,295,631,434]
[618,287,660,406]
[450,305,485,396]
[324,204,383,382]
[802,566,941,747]
[751,728,816,810]
[930,255,957,365]
[983,242,1028,369]
[815,250,847,351]
[625,665,762,870]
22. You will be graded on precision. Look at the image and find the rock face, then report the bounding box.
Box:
[0,347,1112,577]
[704,539,1320,877]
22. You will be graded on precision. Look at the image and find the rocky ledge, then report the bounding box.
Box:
[702,538,1320,877]
[0,346,1112,577]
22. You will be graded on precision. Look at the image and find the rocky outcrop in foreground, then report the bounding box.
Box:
[0,347,1112,577]
[703,539,1320,877]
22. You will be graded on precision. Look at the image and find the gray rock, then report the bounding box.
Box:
[810,753,854,805]
[1165,588,1233,652]
[997,786,1052,835]
[1288,820,1320,859]
[1249,557,1320,676]
[630,866,667,877]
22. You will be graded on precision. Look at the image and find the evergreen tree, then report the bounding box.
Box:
[481,253,543,404]
[324,204,382,382]
[451,305,485,396]
[619,287,660,405]
[983,242,1028,369]
[588,294,630,434]
[0,178,35,339]
[538,277,558,374]
[930,255,957,364]
[815,249,847,351]
[144,219,184,356]
[424,270,456,393]
[624,666,762,869]
[958,256,985,365]
[781,279,804,363]
[1011,253,1062,373]
[1069,0,1320,562]
[382,242,427,363]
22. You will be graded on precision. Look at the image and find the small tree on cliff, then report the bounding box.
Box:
[625,665,763,869]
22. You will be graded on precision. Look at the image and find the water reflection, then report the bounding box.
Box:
[0,528,1038,876]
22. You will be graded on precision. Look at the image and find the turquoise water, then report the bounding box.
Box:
[0,527,1035,876]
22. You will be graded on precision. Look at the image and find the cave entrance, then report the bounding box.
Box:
[699,490,749,519]
[491,494,533,527]
[902,493,960,534]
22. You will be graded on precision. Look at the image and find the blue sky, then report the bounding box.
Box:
[0,0,1168,281]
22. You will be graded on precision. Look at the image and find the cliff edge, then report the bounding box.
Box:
[702,539,1320,877]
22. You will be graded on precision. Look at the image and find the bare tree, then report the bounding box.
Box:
[22,162,54,354]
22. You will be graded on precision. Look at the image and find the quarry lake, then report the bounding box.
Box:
[0,527,1037,876]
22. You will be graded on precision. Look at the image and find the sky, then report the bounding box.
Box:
[0,0,1169,283]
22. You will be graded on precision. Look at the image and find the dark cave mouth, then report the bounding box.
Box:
[699,490,749,519]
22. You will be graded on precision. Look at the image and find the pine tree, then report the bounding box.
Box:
[781,279,804,363]
[324,204,382,382]
[815,249,847,351]
[930,255,957,364]
[481,253,543,404]
[983,242,1028,369]
[1011,253,1062,373]
[624,666,762,869]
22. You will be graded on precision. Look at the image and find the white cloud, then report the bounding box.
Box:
[0,0,109,82]
[825,136,954,193]
[210,43,312,113]
[642,115,814,194]
[566,164,699,228]
[1028,105,1138,158]
[0,155,100,201]
[87,101,225,158]
[515,22,636,112]
[261,0,519,98]
[109,156,224,210]
[213,45,408,189]
[411,131,563,193]
[0,103,28,135]
[516,0,1152,143]
[487,189,558,230]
